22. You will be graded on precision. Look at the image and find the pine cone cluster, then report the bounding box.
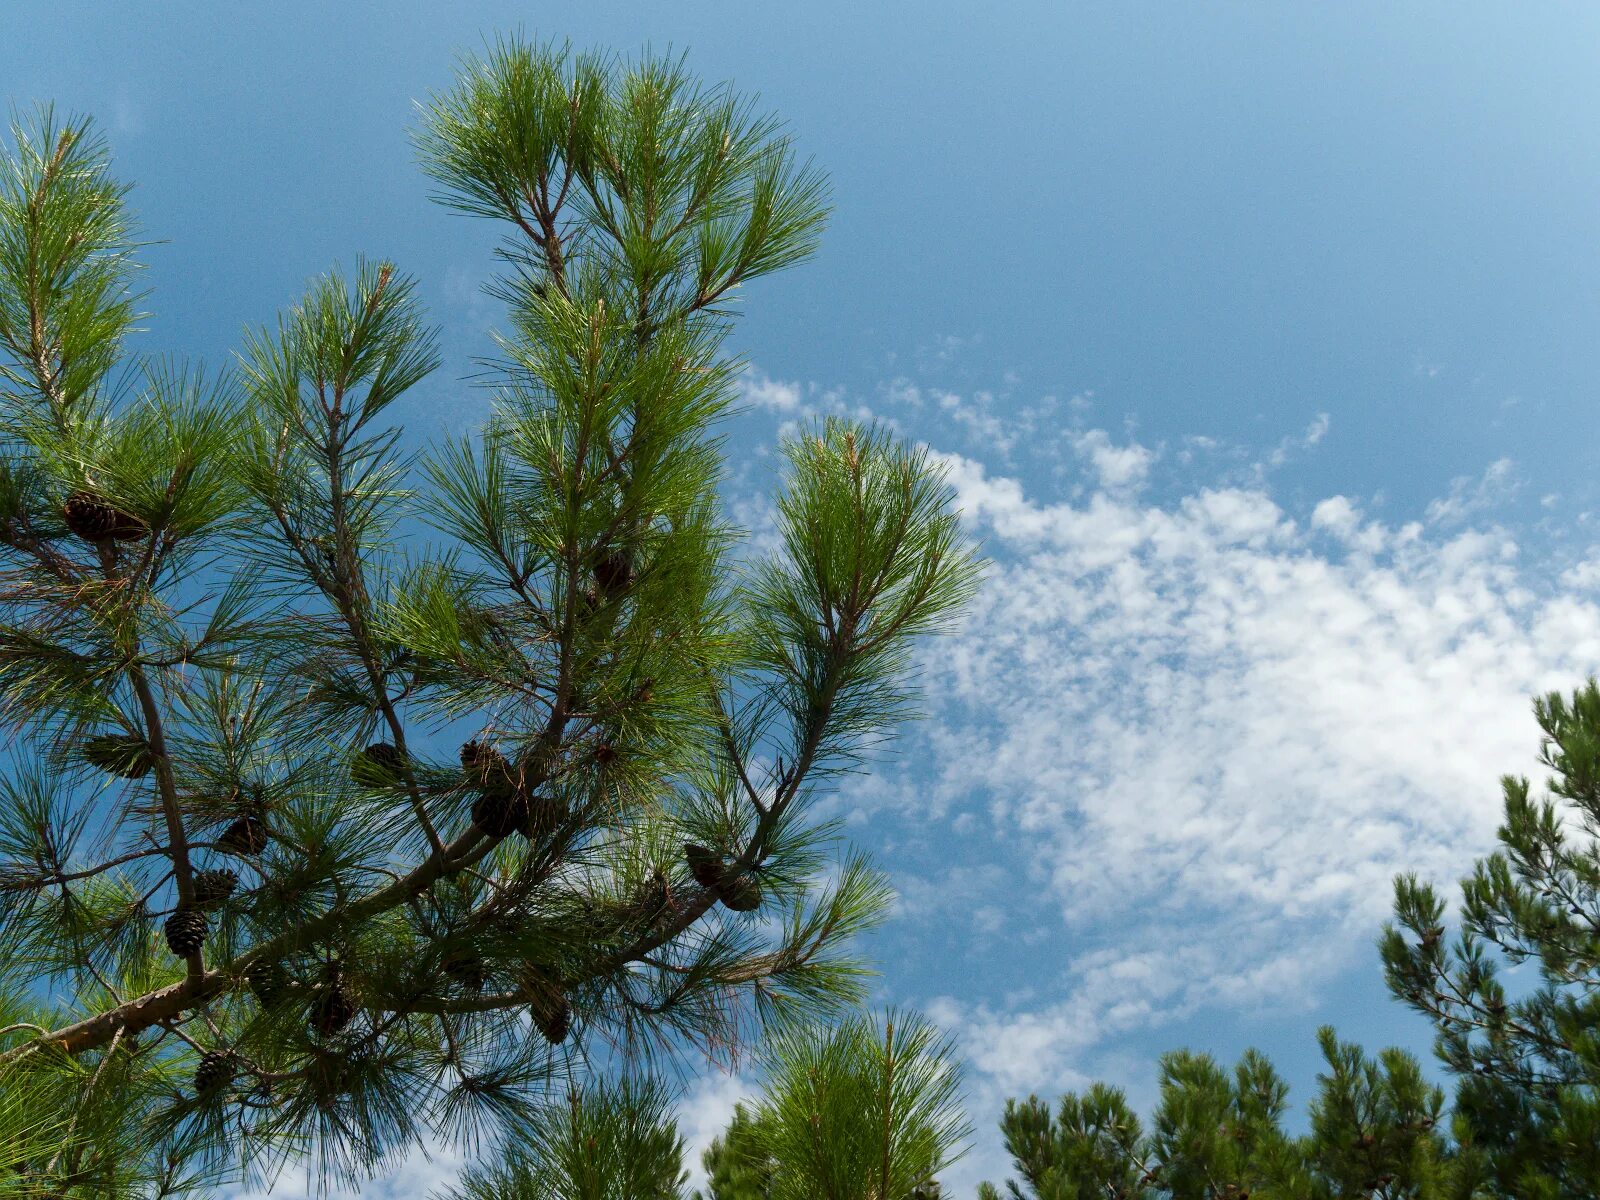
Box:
[81,733,154,779]
[217,814,269,856]
[350,742,406,789]
[192,868,238,907]
[164,907,207,957]
[193,1049,236,1095]
[62,490,147,543]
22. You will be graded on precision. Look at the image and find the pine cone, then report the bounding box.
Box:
[592,740,619,766]
[715,871,763,913]
[164,907,207,957]
[442,947,486,994]
[81,733,154,779]
[311,979,356,1036]
[628,868,670,925]
[594,549,635,597]
[522,792,567,842]
[193,1049,236,1095]
[245,959,289,1007]
[217,814,269,856]
[683,843,725,888]
[62,490,147,543]
[460,739,510,782]
[192,868,238,907]
[471,782,531,840]
[350,742,405,789]
[531,991,572,1045]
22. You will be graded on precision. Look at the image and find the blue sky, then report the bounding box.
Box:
[7,1,1600,1194]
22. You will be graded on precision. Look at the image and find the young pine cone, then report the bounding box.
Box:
[311,979,357,1036]
[191,868,238,907]
[62,490,147,543]
[81,733,154,779]
[193,1049,236,1096]
[164,907,208,957]
[217,814,269,856]
[350,742,405,789]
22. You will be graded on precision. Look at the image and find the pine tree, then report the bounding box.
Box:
[980,1030,1461,1199]
[1381,680,1600,1198]
[696,1102,776,1200]
[0,38,980,1196]
[707,1009,970,1200]
[438,1077,689,1200]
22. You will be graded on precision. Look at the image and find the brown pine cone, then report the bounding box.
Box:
[715,871,763,913]
[245,959,289,1006]
[193,1049,236,1095]
[192,868,238,907]
[531,991,572,1045]
[350,742,405,788]
[217,814,269,856]
[311,979,356,1036]
[593,550,635,597]
[460,739,510,782]
[442,947,486,994]
[164,907,207,957]
[62,491,147,543]
[683,843,725,888]
[471,782,531,840]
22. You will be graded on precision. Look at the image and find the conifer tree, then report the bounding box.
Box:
[701,1009,968,1200]
[978,1030,1461,1199]
[0,39,979,1196]
[696,1102,776,1200]
[437,1077,688,1200]
[1381,680,1600,1198]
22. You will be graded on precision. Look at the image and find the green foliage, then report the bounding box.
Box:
[696,1102,774,1200]
[437,1077,688,1200]
[1380,680,1600,1198]
[983,1031,1461,1199]
[0,38,979,1196]
[723,1009,969,1200]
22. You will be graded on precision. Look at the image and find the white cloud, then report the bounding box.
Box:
[677,1070,759,1193]
[1266,411,1332,468]
[741,373,805,413]
[855,435,1600,1192]
[1071,428,1154,493]
[221,1138,467,1199]
[1425,457,1519,525]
